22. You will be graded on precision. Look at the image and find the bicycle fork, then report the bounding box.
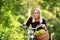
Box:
[29,34,35,40]
[28,30,36,40]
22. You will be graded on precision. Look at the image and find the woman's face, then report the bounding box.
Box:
[33,10,40,19]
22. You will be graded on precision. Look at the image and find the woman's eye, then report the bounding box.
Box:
[37,13,39,14]
[33,12,39,14]
[37,12,39,14]
[33,13,36,14]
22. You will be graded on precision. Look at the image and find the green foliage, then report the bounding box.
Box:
[0,0,60,40]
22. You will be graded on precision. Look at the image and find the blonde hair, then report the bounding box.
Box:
[32,8,43,24]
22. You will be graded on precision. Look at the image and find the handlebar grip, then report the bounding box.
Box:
[36,24,43,31]
[20,24,27,29]
[37,26,42,31]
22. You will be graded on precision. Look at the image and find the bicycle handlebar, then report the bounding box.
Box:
[20,24,42,31]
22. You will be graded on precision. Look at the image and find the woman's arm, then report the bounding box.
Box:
[20,17,32,29]
[42,19,51,40]
[26,17,32,27]
[41,19,48,31]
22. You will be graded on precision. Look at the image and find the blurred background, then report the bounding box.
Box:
[0,0,60,40]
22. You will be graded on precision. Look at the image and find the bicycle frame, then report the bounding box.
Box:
[20,24,42,40]
[27,28,36,40]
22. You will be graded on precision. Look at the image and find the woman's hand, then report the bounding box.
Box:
[20,24,27,29]
[41,24,47,31]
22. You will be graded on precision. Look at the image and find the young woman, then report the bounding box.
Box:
[21,8,51,40]
[26,8,47,31]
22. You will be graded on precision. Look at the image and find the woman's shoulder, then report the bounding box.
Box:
[42,18,46,21]
[42,18,46,25]
[27,17,33,21]
[29,17,32,19]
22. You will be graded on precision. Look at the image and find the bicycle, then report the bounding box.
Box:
[20,24,42,40]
